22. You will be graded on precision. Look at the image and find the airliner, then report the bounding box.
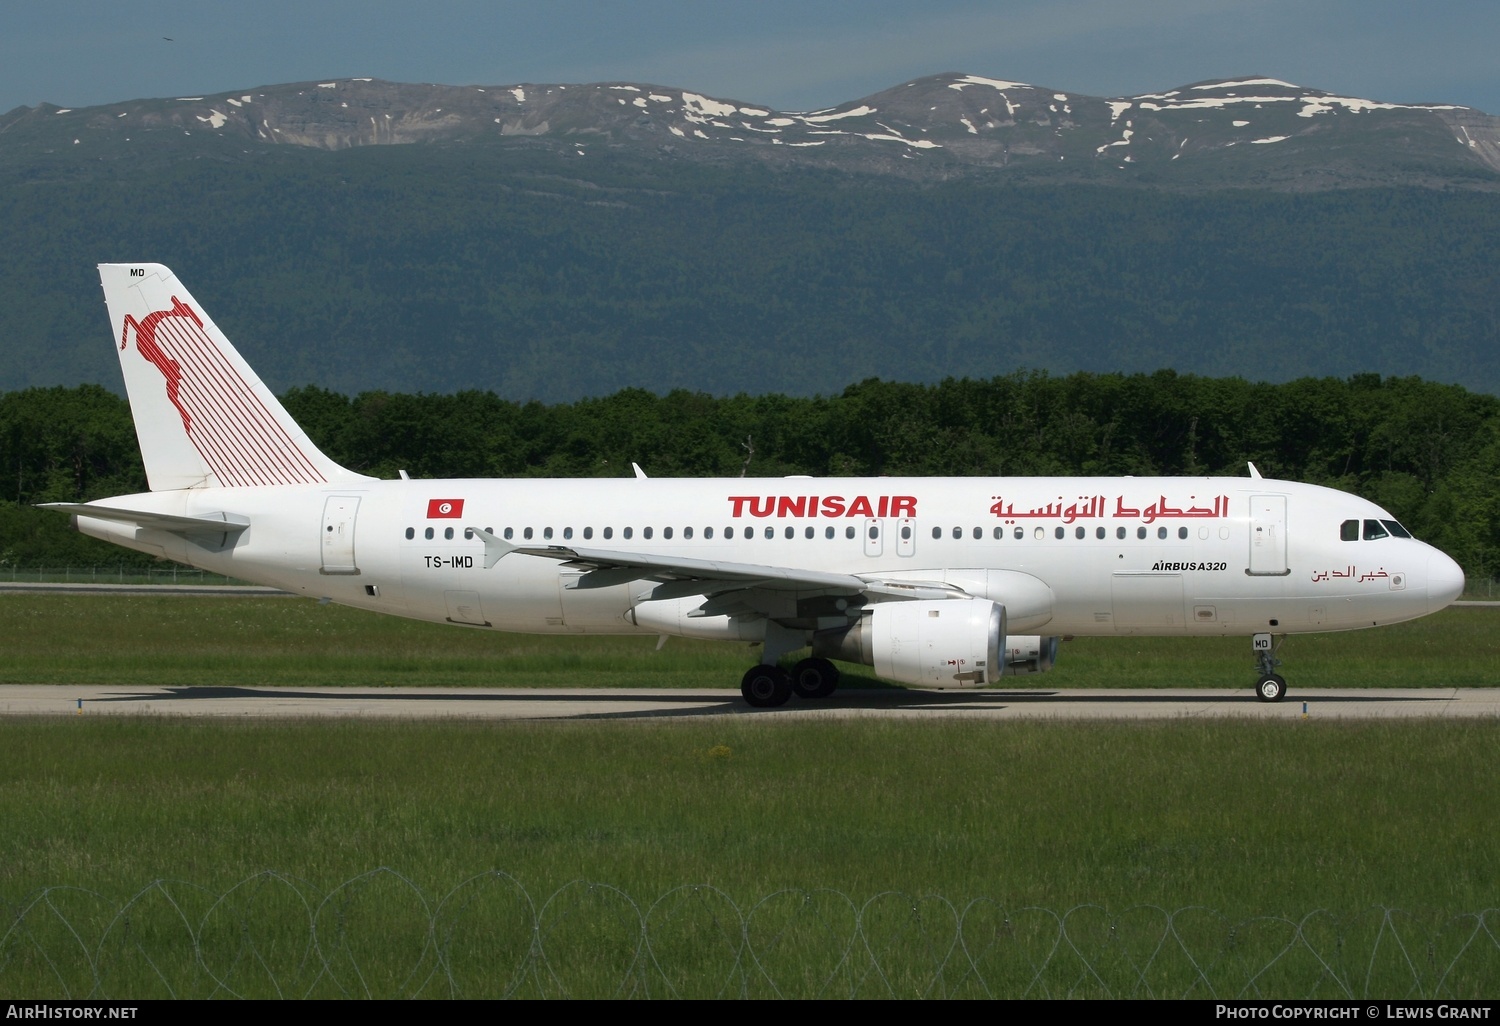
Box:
[45,264,1466,707]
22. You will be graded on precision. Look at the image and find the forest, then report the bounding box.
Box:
[3,148,1499,401]
[3,370,1497,578]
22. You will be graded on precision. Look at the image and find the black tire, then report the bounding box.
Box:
[790,657,840,699]
[741,664,792,708]
[1256,673,1287,703]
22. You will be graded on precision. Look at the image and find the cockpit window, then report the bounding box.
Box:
[1340,519,1359,542]
[1363,519,1390,541]
[1381,519,1413,539]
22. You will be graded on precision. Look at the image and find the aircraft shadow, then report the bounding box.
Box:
[80,685,1450,722]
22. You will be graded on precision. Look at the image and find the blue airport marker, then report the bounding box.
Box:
[1301,701,1308,719]
[77,698,83,715]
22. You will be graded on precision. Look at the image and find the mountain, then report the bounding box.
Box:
[4,72,1499,187]
[1,73,1498,402]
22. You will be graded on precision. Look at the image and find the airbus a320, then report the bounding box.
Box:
[46,264,1467,707]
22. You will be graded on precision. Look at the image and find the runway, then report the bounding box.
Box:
[2,685,1498,721]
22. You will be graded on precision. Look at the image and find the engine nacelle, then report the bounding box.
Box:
[812,599,1005,688]
[1003,635,1060,676]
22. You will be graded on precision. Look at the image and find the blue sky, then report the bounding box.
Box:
[5,0,1499,115]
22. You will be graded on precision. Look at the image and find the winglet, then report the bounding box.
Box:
[632,462,648,480]
[470,527,516,569]
[1247,462,1263,479]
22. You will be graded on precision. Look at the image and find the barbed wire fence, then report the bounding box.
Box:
[4,870,1498,999]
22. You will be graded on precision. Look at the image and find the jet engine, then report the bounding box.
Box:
[812,598,1005,688]
[1002,635,1060,676]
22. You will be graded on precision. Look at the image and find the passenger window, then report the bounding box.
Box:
[1015,527,1024,540]
[663,527,672,540]
[684,527,693,539]
[1157,527,1168,539]
[952,527,962,540]
[806,526,815,539]
[868,525,879,539]
[603,527,613,540]
[1116,526,1126,540]
[503,527,513,540]
[444,527,454,540]
[564,527,573,540]
[973,527,982,540]
[1054,527,1065,539]
[624,527,633,540]
[404,527,414,540]
[766,526,775,539]
[543,527,553,540]
[644,526,653,540]
[1074,526,1085,539]
[1341,519,1359,541]
[846,526,855,539]
[424,527,434,540]
[703,527,712,539]
[523,527,533,540]
[464,528,474,540]
[784,526,794,539]
[994,527,1003,540]
[1178,526,1188,540]
[825,527,835,539]
[583,527,593,540]
[1382,519,1413,539]
[1137,527,1147,540]
[901,525,911,540]
[1363,519,1389,541]
[932,526,942,540]
[1096,527,1106,539]
[745,527,754,539]
[1034,527,1044,539]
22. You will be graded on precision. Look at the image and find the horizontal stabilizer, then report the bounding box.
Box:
[40,502,250,536]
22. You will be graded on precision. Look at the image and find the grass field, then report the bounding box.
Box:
[1,718,1498,997]
[3,594,1498,689]
[2,596,1497,997]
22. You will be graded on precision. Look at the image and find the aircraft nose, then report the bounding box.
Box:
[1426,550,1465,612]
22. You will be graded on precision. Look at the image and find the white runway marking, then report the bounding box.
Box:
[3,686,1497,722]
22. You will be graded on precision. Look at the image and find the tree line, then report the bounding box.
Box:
[3,371,1497,576]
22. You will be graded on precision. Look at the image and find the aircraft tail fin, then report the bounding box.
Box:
[100,263,374,491]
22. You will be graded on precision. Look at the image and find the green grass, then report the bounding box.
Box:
[2,596,1497,997]
[1,718,1497,998]
[1,594,1496,689]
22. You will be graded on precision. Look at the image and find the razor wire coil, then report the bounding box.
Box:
[4,870,1498,999]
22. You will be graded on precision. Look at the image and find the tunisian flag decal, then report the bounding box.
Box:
[427,499,465,518]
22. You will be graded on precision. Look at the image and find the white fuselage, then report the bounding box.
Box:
[76,474,1462,640]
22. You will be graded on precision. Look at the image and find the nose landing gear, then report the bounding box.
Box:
[1253,632,1286,702]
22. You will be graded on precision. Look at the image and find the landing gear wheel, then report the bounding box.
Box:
[790,657,840,699]
[1256,674,1287,703]
[741,664,792,708]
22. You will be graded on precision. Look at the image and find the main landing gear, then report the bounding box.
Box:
[740,657,840,708]
[1253,632,1287,703]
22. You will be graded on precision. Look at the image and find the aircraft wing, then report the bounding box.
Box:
[40,502,250,536]
[469,529,957,601]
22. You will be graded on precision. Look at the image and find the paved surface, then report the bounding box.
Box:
[0,582,291,596]
[3,685,1498,721]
